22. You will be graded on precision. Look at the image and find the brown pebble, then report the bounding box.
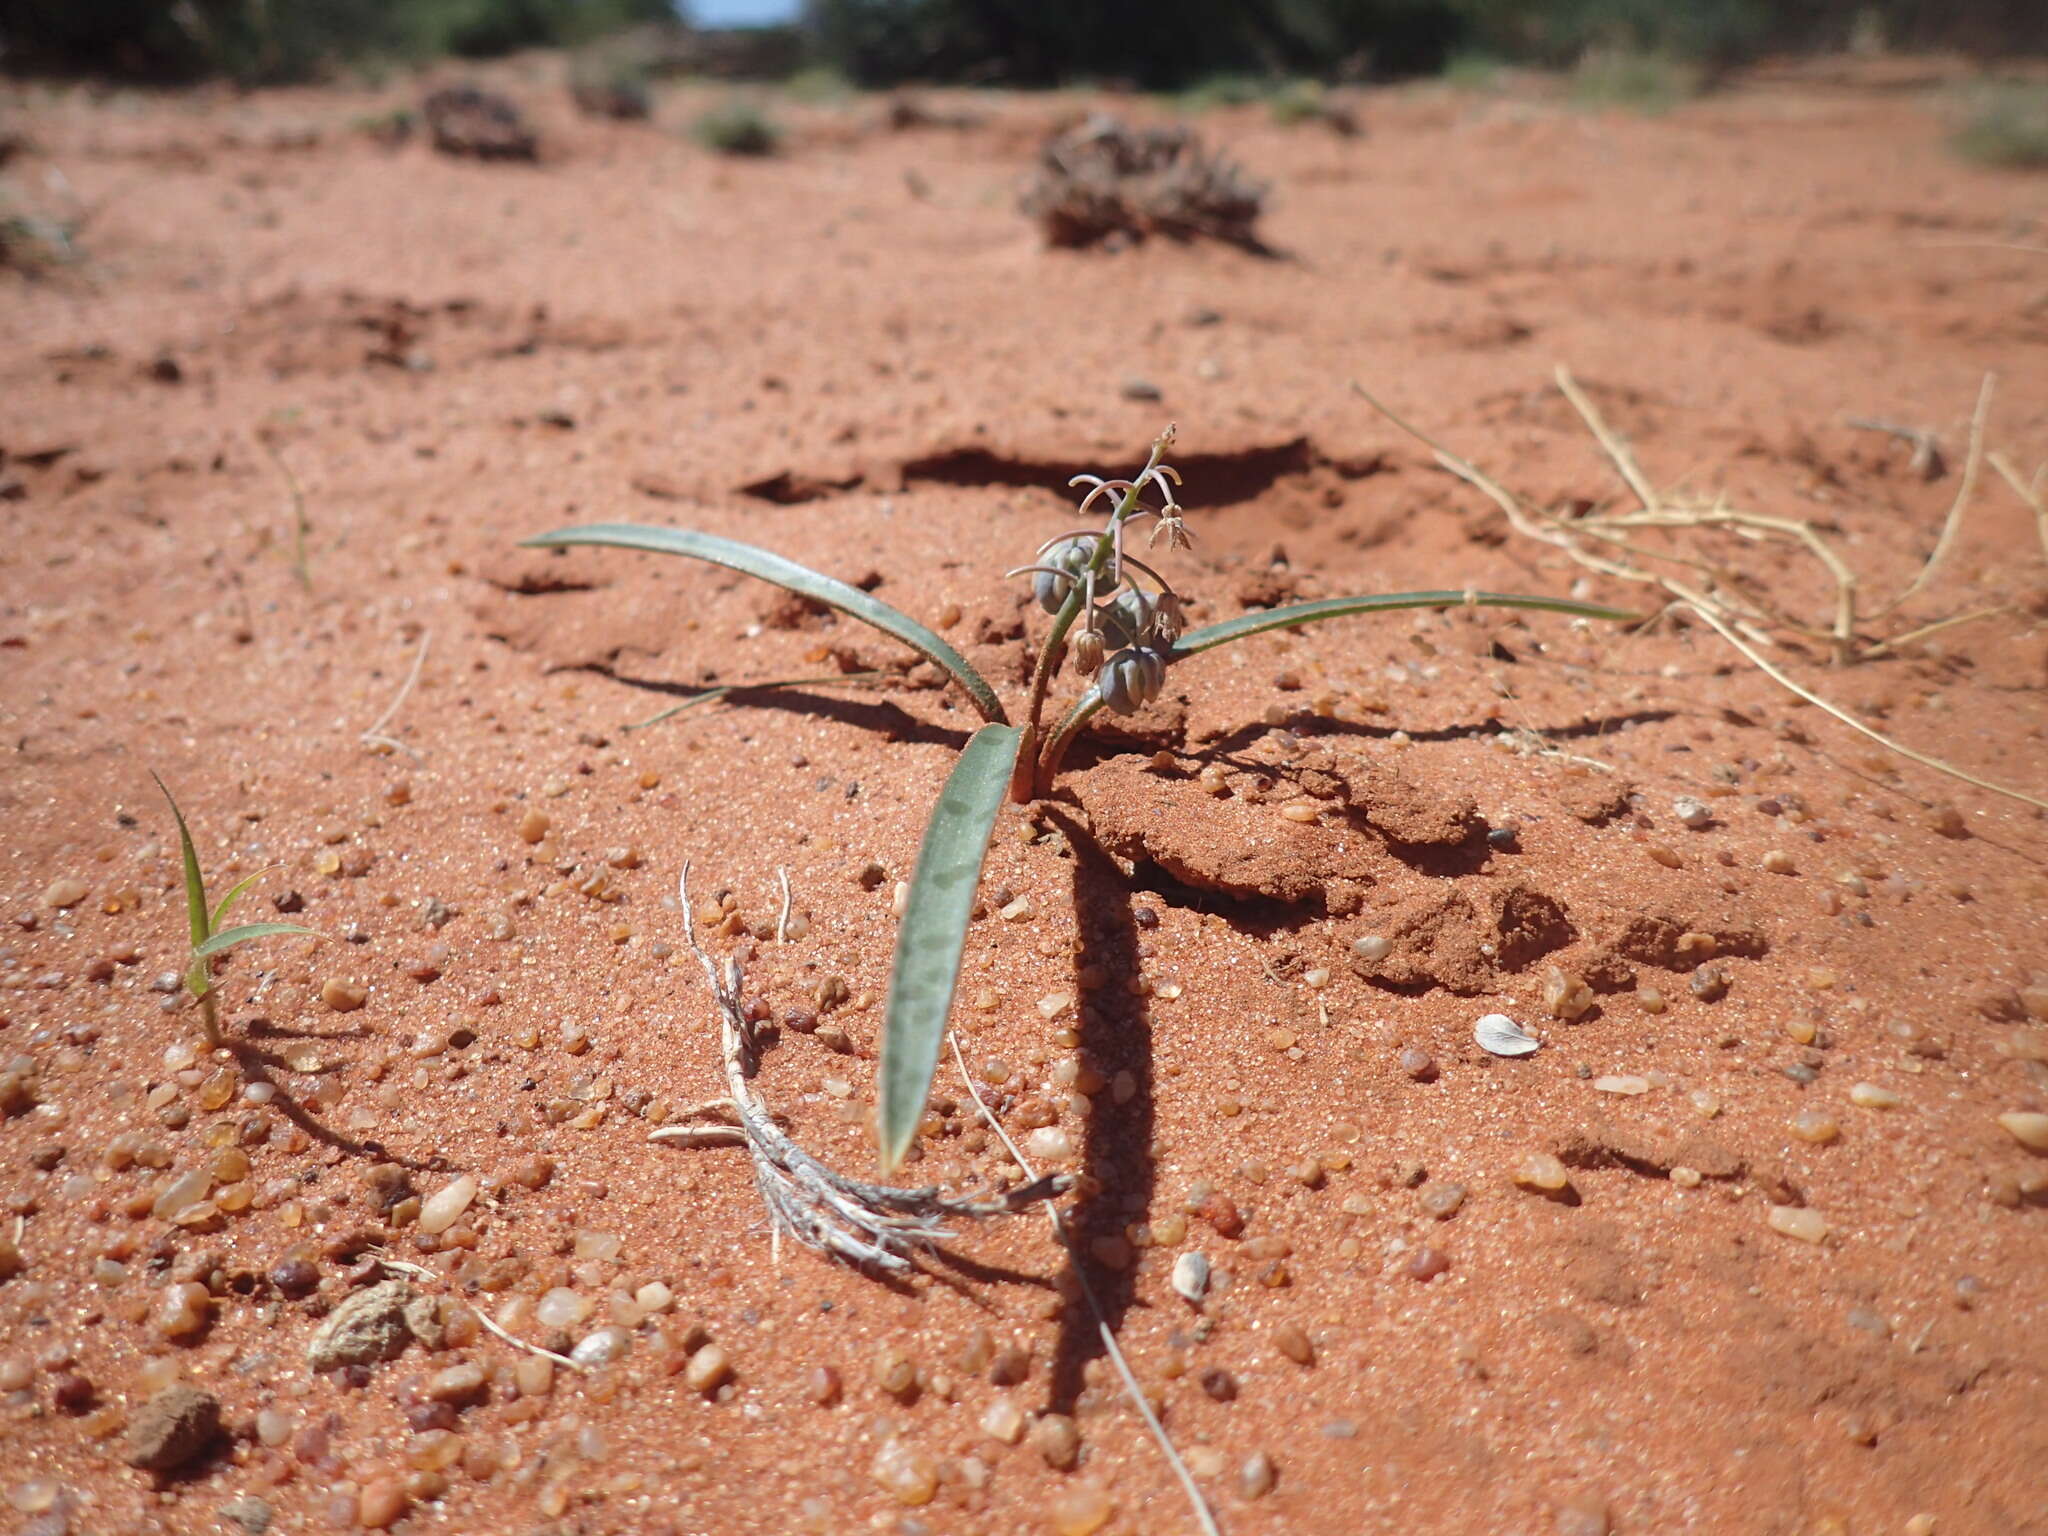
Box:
[683,1342,731,1393]
[1199,1366,1238,1401]
[319,978,368,1013]
[1195,1192,1244,1238]
[358,1476,410,1530]
[1031,1412,1081,1469]
[124,1385,221,1471]
[1405,1247,1451,1281]
[1273,1324,1314,1366]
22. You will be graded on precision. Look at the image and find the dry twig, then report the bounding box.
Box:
[361,630,431,759]
[649,863,1066,1274]
[1355,374,2048,812]
[948,1034,1223,1536]
[372,1253,587,1372]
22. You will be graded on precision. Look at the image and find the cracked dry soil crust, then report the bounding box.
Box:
[2,56,2047,1536]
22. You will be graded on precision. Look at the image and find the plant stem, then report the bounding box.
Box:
[1009,436,1170,802]
[199,991,222,1051]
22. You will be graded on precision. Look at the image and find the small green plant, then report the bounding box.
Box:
[781,65,853,105]
[1569,47,1701,114]
[690,99,781,157]
[569,48,652,120]
[1178,73,1270,112]
[1952,84,2048,169]
[1442,51,1504,92]
[156,775,315,1051]
[525,426,1635,1171]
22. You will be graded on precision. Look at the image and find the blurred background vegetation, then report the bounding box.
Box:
[0,0,2041,87]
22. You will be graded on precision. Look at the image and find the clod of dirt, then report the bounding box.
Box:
[306,1279,441,1372]
[1594,909,1769,972]
[1554,773,1637,825]
[1019,115,1266,252]
[1350,882,1575,994]
[1080,744,1493,916]
[124,1384,221,1472]
[422,86,538,162]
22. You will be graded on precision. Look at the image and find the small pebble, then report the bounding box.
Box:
[1030,1412,1081,1469]
[1767,1205,1829,1244]
[981,1399,1025,1444]
[1050,1482,1115,1536]
[1995,1111,2048,1151]
[1024,1127,1075,1162]
[1170,1251,1209,1303]
[571,1327,632,1367]
[1789,1111,1840,1145]
[1351,935,1391,963]
[683,1342,731,1393]
[43,877,90,909]
[1404,1247,1450,1281]
[1512,1153,1570,1192]
[1542,969,1593,1021]
[319,978,367,1013]
[354,1474,413,1523]
[1238,1452,1277,1501]
[417,1175,476,1235]
[1593,1075,1650,1095]
[1417,1181,1466,1219]
[1673,797,1711,830]
[1399,1046,1438,1081]
[1848,1082,1900,1110]
[1272,1324,1314,1366]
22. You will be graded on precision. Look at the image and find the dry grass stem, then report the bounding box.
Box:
[361,630,431,759]
[775,867,793,945]
[948,1034,1223,1536]
[373,1253,588,1372]
[1846,416,1946,481]
[1873,372,1993,616]
[1989,452,2048,560]
[1355,373,2048,812]
[654,863,1067,1274]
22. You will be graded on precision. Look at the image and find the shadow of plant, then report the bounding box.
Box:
[1042,809,1153,1413]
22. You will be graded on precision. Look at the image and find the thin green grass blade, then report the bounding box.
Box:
[1173,591,1640,656]
[193,922,315,961]
[877,723,1022,1173]
[209,866,280,932]
[153,773,211,952]
[521,524,1007,724]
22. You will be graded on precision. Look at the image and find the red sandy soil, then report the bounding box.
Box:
[2,53,2046,1536]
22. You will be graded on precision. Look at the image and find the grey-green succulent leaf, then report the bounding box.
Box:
[1172,590,1639,655]
[521,523,1008,724]
[877,723,1023,1173]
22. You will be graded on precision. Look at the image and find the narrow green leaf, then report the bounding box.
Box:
[521,524,1008,725]
[153,773,211,951]
[193,922,316,961]
[877,724,1022,1173]
[209,866,280,932]
[1173,591,1640,656]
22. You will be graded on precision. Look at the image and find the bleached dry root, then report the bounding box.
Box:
[650,864,1067,1275]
